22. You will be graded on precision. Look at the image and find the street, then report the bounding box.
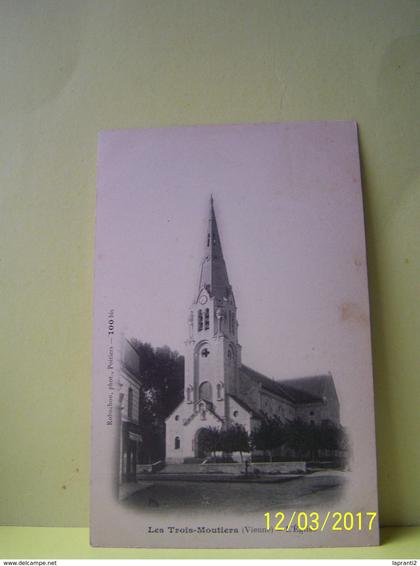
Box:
[123,471,348,515]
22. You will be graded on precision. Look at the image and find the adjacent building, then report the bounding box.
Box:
[118,338,143,480]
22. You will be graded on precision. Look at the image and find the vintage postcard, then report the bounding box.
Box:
[91,122,379,548]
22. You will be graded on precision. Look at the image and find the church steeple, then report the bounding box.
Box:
[197,196,232,305]
[183,196,241,423]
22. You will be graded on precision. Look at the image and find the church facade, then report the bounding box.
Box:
[165,197,340,463]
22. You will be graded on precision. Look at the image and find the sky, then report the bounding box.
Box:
[94,121,373,431]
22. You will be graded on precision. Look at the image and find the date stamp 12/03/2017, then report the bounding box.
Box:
[264,511,378,533]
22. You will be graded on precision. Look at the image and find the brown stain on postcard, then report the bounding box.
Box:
[340,302,369,325]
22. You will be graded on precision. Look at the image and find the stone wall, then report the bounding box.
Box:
[202,461,306,474]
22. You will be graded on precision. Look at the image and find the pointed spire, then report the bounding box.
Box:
[197,196,231,303]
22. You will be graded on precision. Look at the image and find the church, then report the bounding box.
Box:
[165,197,340,463]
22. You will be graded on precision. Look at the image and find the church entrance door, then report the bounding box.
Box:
[195,427,213,459]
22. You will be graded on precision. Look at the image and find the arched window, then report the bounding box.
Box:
[174,436,180,450]
[128,387,133,419]
[217,382,222,400]
[198,309,203,331]
[227,346,235,363]
[226,311,233,333]
[204,308,210,330]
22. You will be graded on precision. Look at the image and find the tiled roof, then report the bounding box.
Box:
[279,374,337,404]
[239,364,332,405]
[240,365,302,403]
[228,393,263,419]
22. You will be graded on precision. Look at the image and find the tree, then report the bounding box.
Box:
[229,424,250,461]
[130,339,184,420]
[284,418,319,460]
[200,427,222,458]
[127,339,185,463]
[250,416,350,464]
[250,416,286,461]
[198,425,251,462]
[283,419,349,463]
[317,421,349,459]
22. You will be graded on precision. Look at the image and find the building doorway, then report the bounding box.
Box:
[195,427,213,459]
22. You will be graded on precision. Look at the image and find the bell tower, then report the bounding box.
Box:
[184,197,241,422]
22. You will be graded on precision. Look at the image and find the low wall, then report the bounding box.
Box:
[137,460,166,473]
[202,461,306,474]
